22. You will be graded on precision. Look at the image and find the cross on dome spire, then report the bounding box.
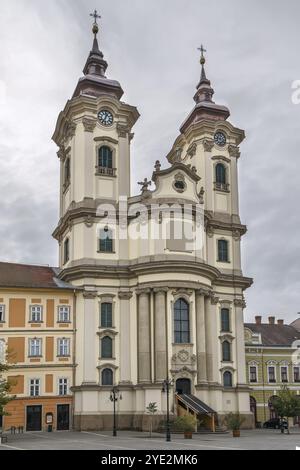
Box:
[90,9,101,24]
[194,44,214,103]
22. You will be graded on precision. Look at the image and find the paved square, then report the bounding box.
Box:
[0,429,300,451]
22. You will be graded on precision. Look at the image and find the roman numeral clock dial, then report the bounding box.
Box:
[98,110,114,126]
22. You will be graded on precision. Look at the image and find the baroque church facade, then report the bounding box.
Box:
[52,16,253,430]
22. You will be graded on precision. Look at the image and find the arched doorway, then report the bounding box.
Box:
[250,396,257,425]
[176,378,191,395]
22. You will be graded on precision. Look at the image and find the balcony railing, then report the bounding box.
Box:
[214,182,230,192]
[96,166,117,177]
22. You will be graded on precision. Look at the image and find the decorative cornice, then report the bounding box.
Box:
[94,136,118,145]
[210,294,220,305]
[82,117,97,132]
[97,329,118,338]
[211,155,231,164]
[171,288,194,297]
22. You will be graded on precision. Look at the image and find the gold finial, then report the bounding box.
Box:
[198,45,207,65]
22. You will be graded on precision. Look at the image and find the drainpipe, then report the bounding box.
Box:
[72,289,77,430]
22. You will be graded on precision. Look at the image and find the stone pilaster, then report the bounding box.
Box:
[153,288,168,382]
[195,289,208,384]
[119,291,133,384]
[82,291,97,385]
[137,289,151,383]
[234,298,247,385]
[205,294,219,384]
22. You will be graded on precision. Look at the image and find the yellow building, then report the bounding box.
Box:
[0,262,76,432]
[245,316,300,426]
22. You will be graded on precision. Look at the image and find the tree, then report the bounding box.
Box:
[0,351,14,422]
[272,386,300,434]
[146,402,158,438]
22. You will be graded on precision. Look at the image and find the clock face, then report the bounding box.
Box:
[214,131,227,147]
[98,110,114,127]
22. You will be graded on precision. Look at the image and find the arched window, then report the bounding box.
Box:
[99,228,113,253]
[218,239,229,263]
[101,303,113,328]
[215,163,226,187]
[98,146,113,169]
[102,368,113,386]
[222,341,231,362]
[221,308,230,332]
[174,298,190,344]
[64,238,70,264]
[223,371,233,388]
[64,157,71,185]
[101,336,113,359]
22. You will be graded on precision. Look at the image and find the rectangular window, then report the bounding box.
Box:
[30,379,40,397]
[221,308,230,332]
[268,366,276,383]
[101,303,113,328]
[99,229,113,253]
[30,306,43,323]
[0,305,5,322]
[294,367,300,383]
[29,339,42,357]
[218,240,229,262]
[249,366,257,383]
[57,339,70,357]
[58,306,70,323]
[58,378,68,396]
[281,366,288,383]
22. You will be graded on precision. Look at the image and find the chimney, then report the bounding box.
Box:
[269,316,275,325]
[255,316,262,325]
[277,319,284,325]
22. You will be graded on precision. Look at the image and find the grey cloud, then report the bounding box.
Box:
[0,0,299,323]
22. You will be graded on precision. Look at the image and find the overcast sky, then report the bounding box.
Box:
[0,0,300,323]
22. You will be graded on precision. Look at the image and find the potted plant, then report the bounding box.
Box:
[174,414,197,439]
[225,413,245,437]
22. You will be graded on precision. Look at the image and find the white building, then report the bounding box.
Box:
[52,16,253,430]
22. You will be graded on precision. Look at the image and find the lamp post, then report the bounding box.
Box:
[162,378,174,442]
[110,387,122,437]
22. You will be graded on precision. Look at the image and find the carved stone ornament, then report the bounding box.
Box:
[82,117,97,132]
[202,139,214,152]
[173,147,183,163]
[228,145,241,159]
[118,291,133,300]
[117,123,130,138]
[66,121,76,140]
[178,350,190,363]
[83,290,97,299]
[234,298,246,309]
[84,215,94,228]
[186,142,197,158]
[206,224,214,238]
[210,294,220,305]
[198,186,205,204]
[173,173,187,194]
[233,229,241,241]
